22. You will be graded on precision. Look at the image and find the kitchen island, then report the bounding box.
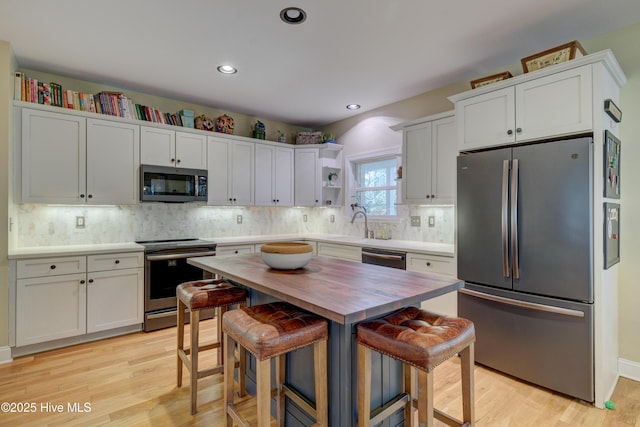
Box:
[188,253,462,426]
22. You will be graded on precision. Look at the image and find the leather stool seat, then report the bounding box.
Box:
[357,307,476,427]
[176,279,247,415]
[177,279,247,311]
[223,302,329,426]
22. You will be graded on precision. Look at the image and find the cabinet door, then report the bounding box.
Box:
[140,126,175,167]
[87,119,140,205]
[87,268,144,333]
[207,137,232,205]
[294,148,321,206]
[16,273,87,346]
[432,116,456,203]
[274,147,294,206]
[21,108,86,204]
[176,131,207,169]
[254,144,276,206]
[231,141,255,205]
[403,121,433,203]
[455,87,515,151]
[516,65,592,142]
[406,253,457,317]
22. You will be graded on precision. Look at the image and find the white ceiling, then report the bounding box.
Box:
[1,0,639,128]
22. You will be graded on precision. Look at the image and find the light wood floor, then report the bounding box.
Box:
[1,319,638,426]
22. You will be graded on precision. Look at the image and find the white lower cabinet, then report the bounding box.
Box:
[15,252,143,347]
[86,253,144,333]
[317,242,361,262]
[406,252,457,317]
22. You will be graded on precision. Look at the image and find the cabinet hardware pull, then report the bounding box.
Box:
[88,194,93,198]
[115,260,120,264]
[177,159,181,164]
[426,262,431,266]
[80,280,85,284]
[80,194,85,198]
[516,127,522,133]
[88,279,94,283]
[50,265,56,269]
[507,129,513,135]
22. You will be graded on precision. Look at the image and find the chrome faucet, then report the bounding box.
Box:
[350,209,370,239]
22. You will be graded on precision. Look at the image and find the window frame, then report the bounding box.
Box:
[344,147,401,219]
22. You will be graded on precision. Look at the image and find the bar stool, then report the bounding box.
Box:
[356,307,475,427]
[177,279,247,415]
[222,301,329,426]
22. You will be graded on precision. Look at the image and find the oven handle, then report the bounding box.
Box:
[146,251,216,261]
[361,250,405,261]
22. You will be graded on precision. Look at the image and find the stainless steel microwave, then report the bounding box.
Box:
[140,165,207,203]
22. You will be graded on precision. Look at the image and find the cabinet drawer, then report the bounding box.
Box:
[317,242,361,262]
[88,252,143,272]
[17,256,86,279]
[217,244,255,257]
[406,253,455,276]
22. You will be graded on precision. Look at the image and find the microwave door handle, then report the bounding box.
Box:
[502,159,510,278]
[511,158,520,279]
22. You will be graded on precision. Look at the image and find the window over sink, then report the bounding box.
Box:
[346,148,401,217]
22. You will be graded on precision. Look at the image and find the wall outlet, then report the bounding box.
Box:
[75,216,85,228]
[410,216,421,227]
[428,215,435,227]
[236,215,243,224]
[330,214,335,223]
[303,214,308,222]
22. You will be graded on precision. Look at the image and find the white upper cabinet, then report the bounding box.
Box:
[21,109,139,205]
[453,65,592,151]
[254,144,294,206]
[395,112,456,204]
[294,148,322,206]
[207,136,254,206]
[21,108,87,204]
[140,126,207,169]
[87,119,139,205]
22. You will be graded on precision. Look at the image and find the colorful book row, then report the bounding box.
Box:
[14,71,191,127]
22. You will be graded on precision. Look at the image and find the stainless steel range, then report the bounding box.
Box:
[137,238,217,331]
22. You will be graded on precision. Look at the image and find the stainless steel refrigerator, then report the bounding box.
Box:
[457,137,595,402]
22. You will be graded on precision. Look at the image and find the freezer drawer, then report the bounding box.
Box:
[458,286,594,402]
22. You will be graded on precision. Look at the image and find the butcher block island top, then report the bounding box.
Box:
[188,252,462,426]
[188,253,462,325]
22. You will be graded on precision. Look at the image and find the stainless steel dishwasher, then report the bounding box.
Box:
[361,247,407,270]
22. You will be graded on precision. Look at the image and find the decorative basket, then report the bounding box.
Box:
[296,131,323,145]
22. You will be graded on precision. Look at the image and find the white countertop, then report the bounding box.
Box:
[209,234,455,257]
[8,234,454,259]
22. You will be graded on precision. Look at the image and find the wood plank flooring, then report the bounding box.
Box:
[0,319,638,426]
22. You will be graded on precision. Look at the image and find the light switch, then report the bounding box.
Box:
[76,216,85,228]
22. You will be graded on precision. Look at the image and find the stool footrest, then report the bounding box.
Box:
[370,392,410,426]
[282,383,317,420]
[434,407,465,427]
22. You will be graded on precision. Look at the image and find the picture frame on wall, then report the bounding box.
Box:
[520,40,587,73]
[470,71,513,89]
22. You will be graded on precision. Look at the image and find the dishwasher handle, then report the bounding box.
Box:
[361,250,405,261]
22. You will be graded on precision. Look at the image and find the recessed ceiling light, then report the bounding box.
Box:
[217,65,237,74]
[280,7,306,24]
[346,104,361,110]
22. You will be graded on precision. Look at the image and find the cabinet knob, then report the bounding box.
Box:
[273,199,276,203]
[233,198,237,202]
[88,194,93,199]
[426,195,431,199]
[88,279,94,283]
[516,127,522,133]
[426,262,431,267]
[115,260,120,264]
[234,250,239,254]
[171,158,175,163]
[229,198,233,202]
[431,194,435,199]
[507,129,513,135]
[276,199,279,203]
[176,159,181,164]
[50,265,56,270]
[80,279,85,284]
[80,194,85,198]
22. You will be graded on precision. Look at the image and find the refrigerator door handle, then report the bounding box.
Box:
[511,158,520,279]
[501,159,510,278]
[459,288,585,318]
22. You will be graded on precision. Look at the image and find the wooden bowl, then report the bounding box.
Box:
[260,242,313,270]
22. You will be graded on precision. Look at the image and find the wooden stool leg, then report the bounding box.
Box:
[404,363,416,427]
[276,354,286,426]
[177,299,185,387]
[224,332,235,427]
[217,306,226,366]
[189,309,200,415]
[238,345,247,397]
[417,369,434,427]
[314,340,328,426]
[460,343,475,426]
[256,357,272,427]
[357,344,372,427]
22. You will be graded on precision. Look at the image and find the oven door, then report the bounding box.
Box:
[144,250,215,331]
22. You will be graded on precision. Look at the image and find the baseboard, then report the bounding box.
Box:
[619,358,640,382]
[0,346,13,364]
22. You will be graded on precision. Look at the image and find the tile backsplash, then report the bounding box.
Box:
[13,203,455,247]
